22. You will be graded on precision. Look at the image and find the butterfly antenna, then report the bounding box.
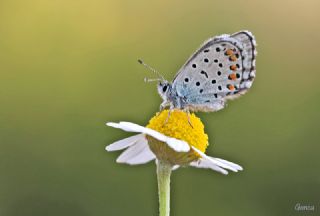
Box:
[144,78,162,83]
[138,59,166,81]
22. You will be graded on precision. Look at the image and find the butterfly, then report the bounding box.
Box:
[139,30,257,113]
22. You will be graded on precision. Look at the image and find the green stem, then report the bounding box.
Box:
[157,160,172,216]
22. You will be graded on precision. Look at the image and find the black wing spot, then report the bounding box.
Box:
[216,47,221,52]
[204,58,209,63]
[217,71,221,76]
[236,73,240,78]
[214,59,218,63]
[218,63,223,67]
[200,89,203,93]
[200,70,208,78]
[196,81,200,86]
[236,63,240,68]
[214,94,218,98]
[218,86,222,90]
[211,79,216,84]
[205,100,210,102]
[204,49,210,53]
[184,78,189,82]
[192,64,197,68]
[235,53,239,58]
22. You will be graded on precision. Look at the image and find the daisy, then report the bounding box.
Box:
[106,109,243,216]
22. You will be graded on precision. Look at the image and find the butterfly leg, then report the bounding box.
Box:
[164,110,171,125]
[163,107,174,125]
[160,101,170,111]
[184,109,194,128]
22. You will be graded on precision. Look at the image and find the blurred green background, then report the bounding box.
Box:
[0,0,319,215]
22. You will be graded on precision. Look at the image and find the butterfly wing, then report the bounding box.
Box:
[172,31,257,112]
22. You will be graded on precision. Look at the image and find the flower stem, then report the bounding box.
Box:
[156,160,172,216]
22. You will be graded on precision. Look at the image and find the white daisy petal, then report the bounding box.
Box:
[106,122,146,133]
[107,121,190,152]
[118,122,146,133]
[106,122,123,129]
[117,137,150,164]
[191,146,242,173]
[190,159,228,175]
[205,157,238,172]
[142,127,168,142]
[166,138,190,152]
[106,134,145,151]
[143,128,190,152]
[125,143,156,165]
[214,158,243,171]
[125,124,190,153]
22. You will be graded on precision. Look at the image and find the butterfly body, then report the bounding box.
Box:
[157,30,257,113]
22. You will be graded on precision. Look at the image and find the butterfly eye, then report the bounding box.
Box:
[162,85,168,92]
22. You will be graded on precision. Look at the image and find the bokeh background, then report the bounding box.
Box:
[1,0,319,215]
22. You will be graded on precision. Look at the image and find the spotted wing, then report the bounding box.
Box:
[172,31,257,112]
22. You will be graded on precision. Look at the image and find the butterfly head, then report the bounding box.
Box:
[157,81,172,100]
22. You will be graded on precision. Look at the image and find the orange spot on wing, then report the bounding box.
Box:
[230,65,237,71]
[228,84,235,91]
[226,49,233,56]
[230,55,237,61]
[229,73,237,80]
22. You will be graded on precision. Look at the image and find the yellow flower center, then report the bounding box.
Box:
[146,110,209,165]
